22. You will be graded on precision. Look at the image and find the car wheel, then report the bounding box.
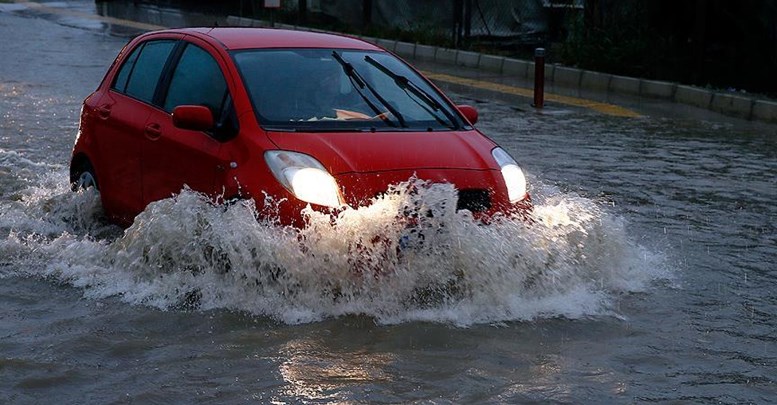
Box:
[71,160,99,192]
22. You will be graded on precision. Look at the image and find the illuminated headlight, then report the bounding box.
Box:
[264,150,343,208]
[491,147,528,203]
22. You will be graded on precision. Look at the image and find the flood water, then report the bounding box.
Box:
[1,2,776,403]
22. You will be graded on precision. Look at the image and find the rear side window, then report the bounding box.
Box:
[112,40,176,104]
[163,44,228,115]
[113,46,140,93]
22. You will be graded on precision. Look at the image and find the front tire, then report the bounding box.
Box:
[70,160,99,192]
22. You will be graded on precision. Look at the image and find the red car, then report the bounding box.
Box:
[70,28,530,227]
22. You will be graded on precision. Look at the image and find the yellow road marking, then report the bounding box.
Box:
[424,71,642,118]
[13,1,165,31]
[10,0,640,118]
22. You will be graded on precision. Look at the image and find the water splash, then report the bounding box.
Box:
[0,156,669,325]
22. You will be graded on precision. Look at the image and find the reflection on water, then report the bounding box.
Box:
[277,337,393,402]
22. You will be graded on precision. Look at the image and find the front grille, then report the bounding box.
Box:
[457,189,491,212]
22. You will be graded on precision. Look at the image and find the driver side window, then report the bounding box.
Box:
[163,43,236,140]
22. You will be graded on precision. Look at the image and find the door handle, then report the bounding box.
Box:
[96,105,112,120]
[144,123,162,140]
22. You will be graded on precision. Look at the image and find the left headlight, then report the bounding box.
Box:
[491,147,528,203]
[264,150,343,208]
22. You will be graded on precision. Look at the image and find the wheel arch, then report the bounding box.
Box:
[70,153,97,187]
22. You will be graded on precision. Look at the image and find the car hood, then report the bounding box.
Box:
[266,130,498,175]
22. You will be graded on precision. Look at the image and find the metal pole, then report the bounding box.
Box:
[533,47,545,108]
[453,0,463,48]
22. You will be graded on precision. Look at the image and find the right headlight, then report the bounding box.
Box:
[491,147,527,203]
[264,150,343,208]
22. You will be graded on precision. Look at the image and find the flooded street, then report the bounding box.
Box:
[1,2,776,403]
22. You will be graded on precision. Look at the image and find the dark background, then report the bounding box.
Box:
[99,0,777,98]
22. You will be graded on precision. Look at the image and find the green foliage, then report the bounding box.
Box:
[558,0,777,97]
[559,2,655,78]
[364,24,454,48]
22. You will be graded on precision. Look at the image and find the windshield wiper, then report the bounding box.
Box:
[364,55,459,129]
[331,51,407,128]
[263,126,297,132]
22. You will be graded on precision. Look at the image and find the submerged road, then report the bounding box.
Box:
[1,1,776,403]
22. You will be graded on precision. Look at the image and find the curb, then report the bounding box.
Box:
[379,39,777,123]
[225,16,777,124]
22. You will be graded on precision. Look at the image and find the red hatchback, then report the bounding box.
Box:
[70,28,530,227]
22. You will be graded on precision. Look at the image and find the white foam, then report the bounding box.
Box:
[1,164,671,325]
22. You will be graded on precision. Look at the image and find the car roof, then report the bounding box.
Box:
[162,27,382,51]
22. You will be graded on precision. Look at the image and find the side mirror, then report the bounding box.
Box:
[457,104,478,125]
[172,105,214,132]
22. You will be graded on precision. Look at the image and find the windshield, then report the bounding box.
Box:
[232,49,465,132]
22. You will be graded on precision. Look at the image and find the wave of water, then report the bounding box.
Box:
[0,149,670,325]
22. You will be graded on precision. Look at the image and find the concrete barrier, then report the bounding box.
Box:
[435,48,458,65]
[415,44,436,61]
[553,66,582,87]
[710,93,754,119]
[675,85,713,108]
[479,54,505,73]
[502,58,529,78]
[752,100,777,123]
[580,71,611,93]
[394,41,415,58]
[456,51,481,68]
[229,16,268,27]
[609,75,641,96]
[375,38,396,52]
[641,79,675,99]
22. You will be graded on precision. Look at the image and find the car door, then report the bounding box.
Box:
[93,38,179,221]
[141,40,234,205]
